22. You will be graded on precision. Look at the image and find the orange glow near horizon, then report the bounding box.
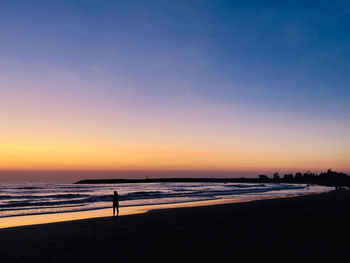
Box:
[1,135,349,173]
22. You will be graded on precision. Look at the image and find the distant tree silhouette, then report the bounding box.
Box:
[303,172,317,179]
[273,172,280,180]
[319,168,348,178]
[259,174,269,180]
[255,169,349,190]
[295,172,303,180]
[283,173,294,180]
[318,168,349,190]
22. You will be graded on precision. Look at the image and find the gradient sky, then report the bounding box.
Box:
[0,0,349,181]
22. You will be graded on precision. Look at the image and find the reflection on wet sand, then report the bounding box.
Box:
[0,197,255,229]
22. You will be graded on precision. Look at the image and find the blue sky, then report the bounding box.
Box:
[1,0,349,115]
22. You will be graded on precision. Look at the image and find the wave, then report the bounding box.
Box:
[229,184,266,188]
[0,183,313,217]
[14,186,44,190]
[0,193,90,200]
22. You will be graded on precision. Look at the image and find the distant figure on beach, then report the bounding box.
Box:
[113,191,119,217]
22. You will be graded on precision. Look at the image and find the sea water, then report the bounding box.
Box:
[0,182,330,218]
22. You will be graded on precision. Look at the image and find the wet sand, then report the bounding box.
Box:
[0,197,255,229]
[1,190,350,262]
[0,196,276,229]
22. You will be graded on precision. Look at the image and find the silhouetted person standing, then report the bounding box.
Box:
[113,191,119,217]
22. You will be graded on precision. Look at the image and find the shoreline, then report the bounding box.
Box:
[0,188,330,229]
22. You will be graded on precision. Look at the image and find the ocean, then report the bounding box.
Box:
[0,182,330,218]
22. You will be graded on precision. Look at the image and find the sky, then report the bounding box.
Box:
[0,0,349,181]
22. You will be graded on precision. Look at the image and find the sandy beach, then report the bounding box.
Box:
[1,190,350,262]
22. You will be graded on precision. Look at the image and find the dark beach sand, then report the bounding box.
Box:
[1,190,350,262]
